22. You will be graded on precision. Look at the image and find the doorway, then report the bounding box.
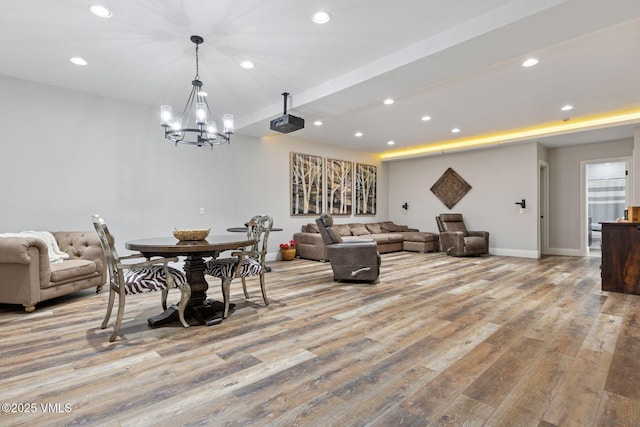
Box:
[538,161,549,258]
[583,158,630,256]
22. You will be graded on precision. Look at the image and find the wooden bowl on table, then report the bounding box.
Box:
[173,228,210,241]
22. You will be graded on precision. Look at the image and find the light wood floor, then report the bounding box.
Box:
[1,252,639,426]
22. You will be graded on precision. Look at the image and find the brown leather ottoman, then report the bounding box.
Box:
[402,232,439,253]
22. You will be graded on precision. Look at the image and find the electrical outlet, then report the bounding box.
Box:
[199,207,205,215]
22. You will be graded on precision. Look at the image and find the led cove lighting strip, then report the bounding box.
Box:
[380,109,640,161]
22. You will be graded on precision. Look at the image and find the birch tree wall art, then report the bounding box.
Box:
[290,152,323,215]
[355,163,377,215]
[326,158,352,215]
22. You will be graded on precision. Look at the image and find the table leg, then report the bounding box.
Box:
[148,253,234,327]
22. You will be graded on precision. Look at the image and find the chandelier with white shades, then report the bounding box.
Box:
[160,35,234,148]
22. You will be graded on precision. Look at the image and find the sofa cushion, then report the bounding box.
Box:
[327,227,344,243]
[349,224,370,236]
[48,259,97,286]
[403,231,439,242]
[379,221,394,232]
[369,233,405,244]
[391,224,409,231]
[333,224,352,236]
[365,223,382,234]
[378,222,409,232]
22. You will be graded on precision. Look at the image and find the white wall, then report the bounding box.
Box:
[0,75,386,257]
[3,74,635,260]
[547,138,633,254]
[634,127,640,205]
[387,143,540,258]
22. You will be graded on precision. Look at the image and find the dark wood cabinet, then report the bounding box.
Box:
[601,222,640,295]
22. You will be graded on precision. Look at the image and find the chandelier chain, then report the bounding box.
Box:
[194,43,200,80]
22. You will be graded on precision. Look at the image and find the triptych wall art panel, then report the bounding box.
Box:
[355,163,377,215]
[290,152,323,215]
[326,158,353,215]
[289,152,376,216]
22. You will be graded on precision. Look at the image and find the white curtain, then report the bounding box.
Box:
[588,177,626,223]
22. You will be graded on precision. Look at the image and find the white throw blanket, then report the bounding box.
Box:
[0,231,70,264]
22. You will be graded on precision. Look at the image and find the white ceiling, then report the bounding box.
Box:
[1,0,639,157]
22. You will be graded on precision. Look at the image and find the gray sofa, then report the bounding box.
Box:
[294,220,439,261]
[0,232,106,312]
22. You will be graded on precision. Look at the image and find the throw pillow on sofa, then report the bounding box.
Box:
[379,221,394,232]
[333,224,352,236]
[326,227,344,243]
[349,224,370,236]
[379,221,412,232]
[365,223,382,234]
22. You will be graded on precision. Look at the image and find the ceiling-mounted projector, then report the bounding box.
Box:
[270,92,305,134]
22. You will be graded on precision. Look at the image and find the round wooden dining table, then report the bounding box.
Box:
[125,235,254,327]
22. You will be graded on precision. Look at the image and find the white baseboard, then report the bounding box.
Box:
[266,252,278,262]
[490,248,540,259]
[547,247,584,257]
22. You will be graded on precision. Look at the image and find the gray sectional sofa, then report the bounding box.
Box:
[293,220,439,261]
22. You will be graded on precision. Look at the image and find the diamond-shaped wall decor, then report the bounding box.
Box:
[430,167,472,209]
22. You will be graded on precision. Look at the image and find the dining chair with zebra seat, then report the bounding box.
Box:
[92,214,191,342]
[205,214,273,318]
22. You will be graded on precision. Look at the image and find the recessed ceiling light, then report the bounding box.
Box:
[451,128,461,133]
[89,5,112,18]
[70,57,88,66]
[561,105,574,111]
[421,115,431,122]
[240,60,254,69]
[312,11,331,24]
[314,120,323,126]
[387,140,395,146]
[522,58,539,67]
[355,132,363,137]
[383,98,394,105]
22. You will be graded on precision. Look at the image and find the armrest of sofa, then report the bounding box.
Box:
[0,237,50,309]
[0,237,50,283]
[328,241,378,251]
[293,231,326,261]
[468,230,490,245]
[54,231,106,284]
[326,241,380,281]
[439,231,465,255]
[293,231,323,246]
[0,237,50,264]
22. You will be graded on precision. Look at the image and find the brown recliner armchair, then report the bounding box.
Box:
[436,213,489,257]
[315,213,381,282]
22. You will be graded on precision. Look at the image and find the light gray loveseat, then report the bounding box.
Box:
[0,232,106,312]
[293,220,439,261]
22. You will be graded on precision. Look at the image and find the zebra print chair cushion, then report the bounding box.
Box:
[205,257,262,279]
[123,266,187,295]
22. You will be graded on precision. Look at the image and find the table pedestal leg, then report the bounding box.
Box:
[148,253,234,327]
